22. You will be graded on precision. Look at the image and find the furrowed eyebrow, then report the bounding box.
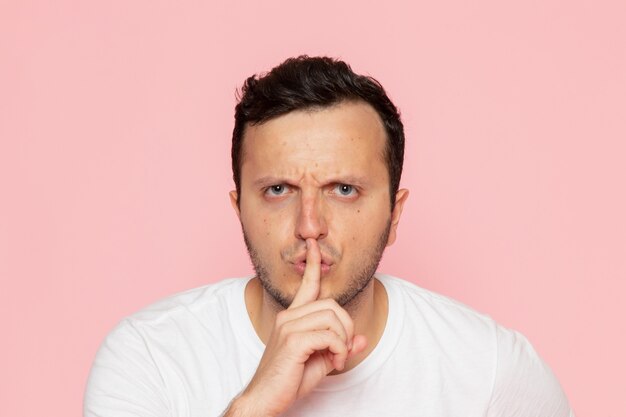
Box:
[252,175,370,188]
[334,176,368,186]
[252,176,285,188]
[323,176,370,189]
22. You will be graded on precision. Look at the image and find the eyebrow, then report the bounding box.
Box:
[252,176,284,188]
[251,175,370,188]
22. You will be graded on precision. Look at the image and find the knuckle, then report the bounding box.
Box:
[277,320,292,337]
[344,316,355,333]
[321,309,336,321]
[320,300,352,328]
[318,330,335,344]
[275,310,289,325]
[322,298,340,310]
[284,332,299,348]
[327,330,344,344]
[333,339,348,354]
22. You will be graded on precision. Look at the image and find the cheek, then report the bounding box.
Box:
[263,218,270,237]
[245,216,271,239]
[333,214,368,252]
[338,207,389,245]
[242,212,290,252]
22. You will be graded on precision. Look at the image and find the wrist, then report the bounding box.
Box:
[223,392,274,417]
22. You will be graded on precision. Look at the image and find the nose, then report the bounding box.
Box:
[295,192,328,241]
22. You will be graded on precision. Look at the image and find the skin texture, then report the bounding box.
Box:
[226,101,408,417]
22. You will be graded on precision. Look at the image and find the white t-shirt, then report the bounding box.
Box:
[84,275,573,417]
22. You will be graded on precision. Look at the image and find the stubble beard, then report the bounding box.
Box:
[242,220,391,311]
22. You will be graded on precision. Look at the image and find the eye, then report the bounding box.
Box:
[334,184,357,197]
[265,184,290,197]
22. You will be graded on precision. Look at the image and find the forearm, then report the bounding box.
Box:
[221,392,271,417]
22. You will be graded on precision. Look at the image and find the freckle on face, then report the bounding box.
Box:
[238,101,393,309]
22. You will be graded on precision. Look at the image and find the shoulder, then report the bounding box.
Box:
[487,325,573,416]
[85,277,252,416]
[379,274,497,337]
[126,277,248,324]
[91,276,252,366]
[378,275,572,416]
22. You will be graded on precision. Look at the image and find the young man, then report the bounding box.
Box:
[85,56,573,417]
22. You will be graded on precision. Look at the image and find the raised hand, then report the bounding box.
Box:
[226,238,367,417]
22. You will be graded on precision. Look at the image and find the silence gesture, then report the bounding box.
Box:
[226,239,367,417]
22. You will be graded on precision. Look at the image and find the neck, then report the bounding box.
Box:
[244,276,389,373]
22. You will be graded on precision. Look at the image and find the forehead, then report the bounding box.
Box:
[240,101,388,182]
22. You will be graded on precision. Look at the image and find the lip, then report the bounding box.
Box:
[292,252,335,266]
[290,252,334,276]
[292,261,332,276]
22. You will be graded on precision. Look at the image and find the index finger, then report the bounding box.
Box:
[289,238,321,308]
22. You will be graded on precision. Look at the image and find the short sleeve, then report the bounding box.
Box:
[486,326,574,417]
[84,319,171,417]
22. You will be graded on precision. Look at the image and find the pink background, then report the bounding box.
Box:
[1,1,624,416]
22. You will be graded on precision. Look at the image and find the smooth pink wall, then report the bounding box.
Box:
[1,1,624,415]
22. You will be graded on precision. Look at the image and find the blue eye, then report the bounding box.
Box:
[266,184,289,196]
[335,184,356,196]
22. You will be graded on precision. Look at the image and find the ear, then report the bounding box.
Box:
[386,188,409,247]
[229,190,241,219]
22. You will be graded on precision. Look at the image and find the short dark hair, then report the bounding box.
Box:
[232,55,405,209]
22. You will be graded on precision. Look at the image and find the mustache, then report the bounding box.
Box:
[281,241,341,262]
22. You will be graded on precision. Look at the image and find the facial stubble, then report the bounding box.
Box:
[242,220,392,311]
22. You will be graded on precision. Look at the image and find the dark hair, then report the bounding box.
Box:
[232,55,405,209]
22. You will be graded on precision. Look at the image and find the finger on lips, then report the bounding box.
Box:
[281,238,355,372]
[289,238,322,309]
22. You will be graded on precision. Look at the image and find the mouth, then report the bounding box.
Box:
[292,260,333,276]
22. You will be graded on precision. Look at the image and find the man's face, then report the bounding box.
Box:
[231,101,408,309]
